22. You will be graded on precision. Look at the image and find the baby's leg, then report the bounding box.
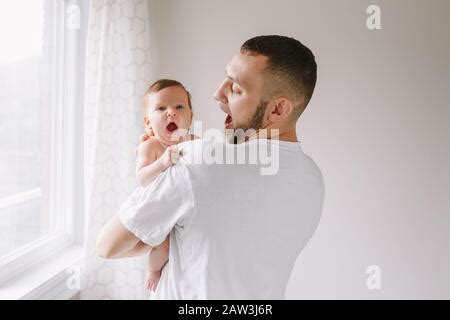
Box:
[144,236,170,292]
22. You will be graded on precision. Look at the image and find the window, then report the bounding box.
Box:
[0,0,84,284]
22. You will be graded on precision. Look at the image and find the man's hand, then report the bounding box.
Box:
[140,127,154,142]
[135,128,154,156]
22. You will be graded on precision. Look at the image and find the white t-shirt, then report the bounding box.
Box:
[118,138,324,299]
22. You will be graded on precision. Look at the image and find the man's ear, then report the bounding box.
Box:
[267,97,293,123]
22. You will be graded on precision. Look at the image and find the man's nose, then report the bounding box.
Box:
[213,80,227,103]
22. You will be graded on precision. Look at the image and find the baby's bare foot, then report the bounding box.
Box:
[144,270,161,292]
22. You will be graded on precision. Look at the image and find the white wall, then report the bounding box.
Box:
[148,0,450,298]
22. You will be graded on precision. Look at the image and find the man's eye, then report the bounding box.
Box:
[231,84,240,94]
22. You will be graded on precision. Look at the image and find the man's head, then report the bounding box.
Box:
[214,35,317,140]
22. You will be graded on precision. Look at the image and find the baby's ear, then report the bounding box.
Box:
[143,116,151,127]
[146,127,154,136]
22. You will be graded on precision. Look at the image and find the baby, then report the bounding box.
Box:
[135,79,195,292]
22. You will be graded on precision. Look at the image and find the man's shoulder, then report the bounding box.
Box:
[177,138,204,150]
[176,138,224,157]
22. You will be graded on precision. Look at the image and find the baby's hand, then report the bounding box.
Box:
[159,145,180,169]
[144,270,161,292]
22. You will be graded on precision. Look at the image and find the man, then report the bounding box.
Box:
[97,35,325,299]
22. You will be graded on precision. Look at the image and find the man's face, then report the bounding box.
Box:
[214,52,268,133]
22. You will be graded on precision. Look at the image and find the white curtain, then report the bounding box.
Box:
[81,0,153,300]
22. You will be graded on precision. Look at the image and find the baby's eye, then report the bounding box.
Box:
[176,105,184,109]
[157,106,166,111]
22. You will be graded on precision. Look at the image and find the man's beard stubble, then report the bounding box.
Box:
[228,100,268,144]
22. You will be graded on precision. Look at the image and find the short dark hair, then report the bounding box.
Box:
[241,35,317,117]
[144,79,193,111]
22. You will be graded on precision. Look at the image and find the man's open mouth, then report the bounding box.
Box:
[220,104,233,129]
[166,122,178,132]
[225,114,233,129]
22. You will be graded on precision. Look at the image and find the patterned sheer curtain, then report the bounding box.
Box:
[81,0,154,299]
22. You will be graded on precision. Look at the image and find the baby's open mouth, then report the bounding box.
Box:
[166,122,178,132]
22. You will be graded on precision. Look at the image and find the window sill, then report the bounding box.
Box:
[0,245,83,300]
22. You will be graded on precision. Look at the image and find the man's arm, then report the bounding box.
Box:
[96,215,152,259]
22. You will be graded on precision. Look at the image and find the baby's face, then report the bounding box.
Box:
[145,86,192,145]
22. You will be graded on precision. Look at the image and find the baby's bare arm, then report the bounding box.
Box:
[148,236,170,272]
[136,138,181,188]
[135,138,166,188]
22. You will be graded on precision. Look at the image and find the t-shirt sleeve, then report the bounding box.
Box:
[117,164,194,246]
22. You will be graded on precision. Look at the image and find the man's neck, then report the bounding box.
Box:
[246,126,298,142]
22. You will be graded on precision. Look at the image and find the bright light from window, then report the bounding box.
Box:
[0,0,44,64]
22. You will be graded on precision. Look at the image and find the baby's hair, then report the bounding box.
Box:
[143,79,193,113]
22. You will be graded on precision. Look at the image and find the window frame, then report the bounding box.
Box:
[0,0,85,287]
